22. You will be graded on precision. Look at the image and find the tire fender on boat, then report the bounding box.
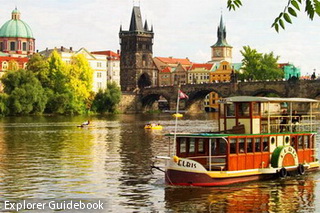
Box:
[278,167,288,178]
[297,164,305,175]
[271,145,299,168]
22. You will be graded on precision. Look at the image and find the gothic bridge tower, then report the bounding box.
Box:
[119,6,156,92]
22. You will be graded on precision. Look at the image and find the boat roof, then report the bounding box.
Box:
[166,131,317,138]
[221,96,319,103]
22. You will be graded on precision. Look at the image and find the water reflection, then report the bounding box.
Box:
[0,114,318,212]
[164,173,319,212]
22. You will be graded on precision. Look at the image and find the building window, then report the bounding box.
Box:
[0,42,3,51]
[97,72,102,78]
[10,42,16,51]
[223,65,227,70]
[97,82,102,88]
[97,62,102,68]
[22,42,27,51]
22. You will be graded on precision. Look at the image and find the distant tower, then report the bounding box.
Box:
[209,14,232,63]
[119,6,156,92]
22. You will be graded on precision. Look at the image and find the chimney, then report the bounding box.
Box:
[117,49,120,55]
[60,46,63,51]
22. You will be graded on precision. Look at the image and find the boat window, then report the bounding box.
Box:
[252,103,260,116]
[298,136,303,149]
[239,138,245,153]
[255,138,261,152]
[262,137,269,152]
[219,104,225,117]
[247,138,253,153]
[218,138,226,155]
[310,135,315,148]
[180,138,187,153]
[291,137,296,148]
[304,135,310,149]
[226,104,235,117]
[238,103,250,117]
[230,138,237,154]
[198,139,205,153]
[189,138,195,153]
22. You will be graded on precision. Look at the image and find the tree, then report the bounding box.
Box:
[227,0,320,32]
[27,53,51,88]
[1,69,48,115]
[44,51,94,114]
[91,82,121,113]
[238,46,283,81]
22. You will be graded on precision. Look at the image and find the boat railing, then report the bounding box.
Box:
[261,115,317,133]
[187,155,227,171]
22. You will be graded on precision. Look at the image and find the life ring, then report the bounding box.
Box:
[297,164,305,175]
[271,145,298,168]
[279,167,288,178]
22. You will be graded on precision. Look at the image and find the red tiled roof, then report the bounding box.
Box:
[91,50,120,60]
[160,67,171,73]
[156,57,192,65]
[190,63,214,70]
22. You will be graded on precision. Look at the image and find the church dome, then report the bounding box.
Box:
[0,8,34,39]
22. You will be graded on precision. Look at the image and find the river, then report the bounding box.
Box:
[0,113,319,212]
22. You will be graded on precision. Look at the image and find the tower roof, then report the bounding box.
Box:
[0,8,34,39]
[212,14,231,47]
[129,6,144,32]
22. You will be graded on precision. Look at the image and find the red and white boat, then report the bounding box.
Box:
[155,96,320,186]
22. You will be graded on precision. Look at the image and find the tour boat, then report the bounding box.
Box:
[144,124,163,130]
[154,96,320,186]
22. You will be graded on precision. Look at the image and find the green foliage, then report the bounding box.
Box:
[227,0,320,32]
[0,93,9,116]
[27,53,51,88]
[91,82,121,114]
[2,69,48,115]
[238,46,283,81]
[1,50,99,116]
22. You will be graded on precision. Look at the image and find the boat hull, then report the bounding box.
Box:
[165,169,273,186]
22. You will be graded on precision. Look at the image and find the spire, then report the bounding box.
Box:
[144,20,149,31]
[120,24,122,32]
[212,14,230,47]
[129,6,144,32]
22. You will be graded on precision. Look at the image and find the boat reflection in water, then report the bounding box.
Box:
[164,173,319,212]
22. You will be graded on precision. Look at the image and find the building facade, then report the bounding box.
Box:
[119,6,157,91]
[91,50,121,87]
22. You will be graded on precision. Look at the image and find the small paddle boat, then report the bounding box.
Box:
[144,123,163,130]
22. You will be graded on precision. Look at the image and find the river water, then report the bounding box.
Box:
[0,113,319,212]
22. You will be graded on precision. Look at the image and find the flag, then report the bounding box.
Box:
[178,90,189,99]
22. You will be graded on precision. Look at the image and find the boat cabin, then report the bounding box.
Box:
[172,96,318,172]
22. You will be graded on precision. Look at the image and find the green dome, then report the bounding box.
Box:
[0,9,34,39]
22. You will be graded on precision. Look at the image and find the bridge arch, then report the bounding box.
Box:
[140,93,171,112]
[250,89,282,97]
[185,89,223,112]
[138,73,152,89]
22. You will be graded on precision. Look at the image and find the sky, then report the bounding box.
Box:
[1,0,320,75]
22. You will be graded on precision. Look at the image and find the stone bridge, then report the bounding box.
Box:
[137,79,320,112]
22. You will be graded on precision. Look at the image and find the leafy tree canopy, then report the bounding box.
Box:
[91,82,121,114]
[227,0,320,32]
[238,46,283,81]
[2,69,48,115]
